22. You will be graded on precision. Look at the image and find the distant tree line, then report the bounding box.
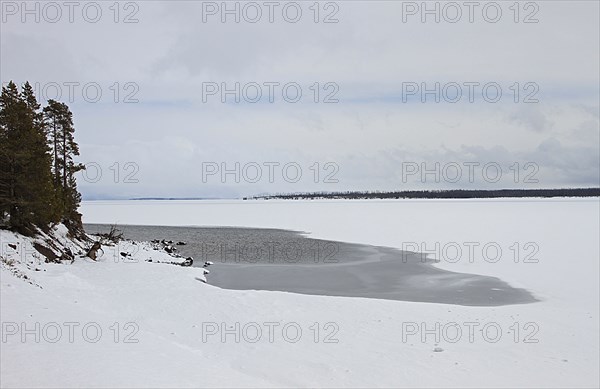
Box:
[0,81,84,235]
[250,188,600,200]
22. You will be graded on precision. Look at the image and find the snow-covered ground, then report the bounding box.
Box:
[2,198,599,388]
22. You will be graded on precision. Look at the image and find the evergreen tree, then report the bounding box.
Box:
[0,82,58,233]
[43,100,84,228]
[0,81,84,235]
[43,100,63,190]
[21,82,60,226]
[0,82,22,227]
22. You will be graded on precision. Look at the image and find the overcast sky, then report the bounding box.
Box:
[1,0,599,199]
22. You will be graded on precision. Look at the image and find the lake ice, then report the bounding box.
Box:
[85,224,538,306]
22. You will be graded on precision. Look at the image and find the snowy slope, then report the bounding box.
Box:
[1,199,599,388]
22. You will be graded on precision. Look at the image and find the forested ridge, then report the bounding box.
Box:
[250,188,600,200]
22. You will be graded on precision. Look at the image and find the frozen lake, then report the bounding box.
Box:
[85,223,537,306]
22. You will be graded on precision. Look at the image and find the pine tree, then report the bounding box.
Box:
[21,82,60,227]
[43,100,63,190]
[43,99,84,229]
[0,82,58,233]
[0,82,22,227]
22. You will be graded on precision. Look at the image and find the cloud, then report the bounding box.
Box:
[1,1,598,199]
[508,105,553,133]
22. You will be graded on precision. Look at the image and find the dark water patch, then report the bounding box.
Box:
[85,224,538,306]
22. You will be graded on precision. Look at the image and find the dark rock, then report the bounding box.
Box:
[176,241,187,246]
[180,257,193,267]
[34,243,58,263]
[60,247,74,262]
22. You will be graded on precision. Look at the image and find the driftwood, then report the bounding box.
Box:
[95,224,124,244]
[86,242,102,260]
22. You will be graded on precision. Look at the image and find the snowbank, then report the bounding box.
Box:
[1,199,598,388]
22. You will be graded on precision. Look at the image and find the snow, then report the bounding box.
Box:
[2,198,599,388]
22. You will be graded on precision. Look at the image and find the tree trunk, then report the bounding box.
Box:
[86,241,102,260]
